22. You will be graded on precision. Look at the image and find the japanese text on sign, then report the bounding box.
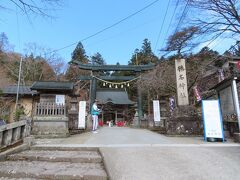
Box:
[175,59,189,105]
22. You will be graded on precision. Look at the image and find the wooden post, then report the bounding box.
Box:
[137,86,143,127]
[90,76,97,111]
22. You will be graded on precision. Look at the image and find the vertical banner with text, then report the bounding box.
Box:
[78,101,86,129]
[175,59,189,106]
[153,100,161,122]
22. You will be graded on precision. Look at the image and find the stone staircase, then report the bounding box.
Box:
[0,146,108,180]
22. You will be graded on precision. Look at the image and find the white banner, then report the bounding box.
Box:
[153,100,161,122]
[202,100,224,140]
[78,101,86,129]
[175,59,189,105]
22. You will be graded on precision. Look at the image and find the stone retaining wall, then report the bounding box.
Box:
[32,116,69,138]
[0,120,30,151]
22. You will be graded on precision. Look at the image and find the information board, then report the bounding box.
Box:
[78,101,86,129]
[55,95,65,105]
[153,100,161,122]
[202,100,224,141]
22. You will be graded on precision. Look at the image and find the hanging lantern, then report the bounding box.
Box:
[103,82,106,86]
[115,84,118,88]
[109,84,112,88]
[121,84,124,88]
[127,83,130,87]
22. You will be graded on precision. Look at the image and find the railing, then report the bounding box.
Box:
[34,103,66,116]
[0,120,30,151]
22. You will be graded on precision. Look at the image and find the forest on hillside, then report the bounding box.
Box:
[0,0,240,115]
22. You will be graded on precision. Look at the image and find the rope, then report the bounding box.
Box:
[92,75,140,85]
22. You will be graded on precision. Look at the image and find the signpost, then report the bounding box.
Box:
[202,100,224,142]
[175,59,189,106]
[78,101,86,129]
[153,100,161,123]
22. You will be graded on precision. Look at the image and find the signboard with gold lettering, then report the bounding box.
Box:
[175,59,189,106]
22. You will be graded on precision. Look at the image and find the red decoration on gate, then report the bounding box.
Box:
[237,61,240,69]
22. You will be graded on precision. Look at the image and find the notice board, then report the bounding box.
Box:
[55,95,65,105]
[202,100,224,141]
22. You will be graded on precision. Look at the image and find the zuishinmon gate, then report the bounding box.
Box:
[69,60,155,126]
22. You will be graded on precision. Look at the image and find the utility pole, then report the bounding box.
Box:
[15,56,23,110]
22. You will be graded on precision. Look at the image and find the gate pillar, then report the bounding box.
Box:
[90,76,97,108]
[137,86,143,127]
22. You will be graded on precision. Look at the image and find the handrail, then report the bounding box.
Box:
[0,120,30,151]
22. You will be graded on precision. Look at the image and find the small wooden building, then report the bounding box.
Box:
[30,81,74,137]
[96,89,135,125]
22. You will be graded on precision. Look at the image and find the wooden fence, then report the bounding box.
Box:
[34,103,66,116]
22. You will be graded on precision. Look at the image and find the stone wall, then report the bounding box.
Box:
[32,116,69,138]
[166,106,203,135]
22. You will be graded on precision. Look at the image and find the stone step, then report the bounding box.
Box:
[7,150,102,163]
[0,178,36,180]
[31,145,99,151]
[0,160,107,180]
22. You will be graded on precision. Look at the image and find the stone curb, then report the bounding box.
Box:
[0,144,29,161]
[7,150,102,163]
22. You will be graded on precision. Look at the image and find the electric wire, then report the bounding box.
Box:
[159,0,180,51]
[49,0,160,54]
[173,0,190,35]
[153,0,171,53]
[159,0,190,57]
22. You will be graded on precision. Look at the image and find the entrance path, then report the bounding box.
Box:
[34,127,240,180]
[34,126,237,146]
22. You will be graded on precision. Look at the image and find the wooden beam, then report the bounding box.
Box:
[70,61,155,71]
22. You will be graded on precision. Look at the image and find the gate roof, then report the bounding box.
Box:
[96,89,135,105]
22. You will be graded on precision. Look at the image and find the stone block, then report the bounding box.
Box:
[233,133,240,143]
[224,130,230,138]
[32,116,69,138]
[86,115,93,131]
[12,127,21,142]
[0,131,2,146]
[23,136,35,146]
[2,129,13,146]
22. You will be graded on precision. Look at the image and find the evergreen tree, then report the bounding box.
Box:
[71,42,89,64]
[66,42,90,81]
[90,52,106,65]
[128,39,158,65]
[0,32,9,53]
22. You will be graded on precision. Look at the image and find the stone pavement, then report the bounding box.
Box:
[32,126,240,180]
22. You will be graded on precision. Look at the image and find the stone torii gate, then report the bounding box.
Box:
[70,60,155,126]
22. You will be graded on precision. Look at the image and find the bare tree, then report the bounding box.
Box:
[24,42,65,80]
[184,0,240,39]
[163,26,200,56]
[0,0,61,18]
[138,60,176,99]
